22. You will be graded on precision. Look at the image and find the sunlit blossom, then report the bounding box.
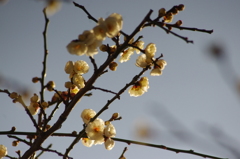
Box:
[45,0,62,16]
[119,48,134,63]
[85,118,105,141]
[64,61,74,74]
[93,22,107,41]
[81,138,94,147]
[150,59,167,76]
[145,43,156,59]
[28,102,39,115]
[133,41,144,54]
[104,138,115,150]
[104,123,116,138]
[128,77,149,97]
[74,60,89,75]
[104,13,123,38]
[72,74,85,89]
[66,40,88,56]
[78,30,96,46]
[0,145,7,158]
[81,109,96,124]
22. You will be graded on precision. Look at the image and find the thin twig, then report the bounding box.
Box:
[166,23,213,34]
[92,86,119,98]
[0,89,10,95]
[89,56,98,72]
[38,8,50,129]
[119,147,128,159]
[8,135,31,146]
[36,144,52,158]
[112,137,227,159]
[24,107,42,132]
[46,102,61,123]
[39,146,73,159]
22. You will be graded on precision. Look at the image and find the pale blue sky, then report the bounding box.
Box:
[0,0,240,159]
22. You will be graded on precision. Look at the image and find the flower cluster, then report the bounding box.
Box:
[67,13,123,57]
[81,109,116,150]
[150,59,167,76]
[0,145,7,159]
[64,60,89,89]
[128,77,149,97]
[119,40,144,63]
[136,43,167,76]
[159,4,185,23]
[28,94,40,115]
[9,92,40,115]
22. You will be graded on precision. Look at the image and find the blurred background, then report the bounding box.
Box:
[0,0,240,159]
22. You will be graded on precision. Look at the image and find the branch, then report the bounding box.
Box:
[63,8,154,157]
[38,7,50,130]
[89,56,98,72]
[92,86,119,98]
[166,23,213,34]
[39,146,73,159]
[112,137,228,159]
[1,131,227,159]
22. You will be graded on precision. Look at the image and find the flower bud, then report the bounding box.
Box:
[177,4,185,11]
[72,131,77,135]
[158,8,166,17]
[110,45,117,53]
[112,113,120,119]
[175,20,183,26]
[9,92,18,99]
[65,81,72,89]
[99,44,108,52]
[46,81,56,91]
[12,140,20,147]
[109,62,118,71]
[41,101,49,109]
[30,94,39,103]
[11,126,16,132]
[32,77,39,83]
[171,7,179,15]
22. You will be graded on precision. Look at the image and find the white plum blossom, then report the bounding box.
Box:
[104,138,115,150]
[74,60,89,75]
[72,74,85,89]
[64,61,74,75]
[129,77,149,97]
[104,122,116,138]
[78,30,96,45]
[45,0,62,16]
[104,13,123,38]
[93,19,107,41]
[119,48,134,63]
[133,41,144,54]
[85,118,105,142]
[81,109,96,124]
[0,145,7,158]
[66,40,88,56]
[145,43,157,63]
[136,54,150,68]
[81,138,94,147]
[150,59,167,76]
[28,102,40,115]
